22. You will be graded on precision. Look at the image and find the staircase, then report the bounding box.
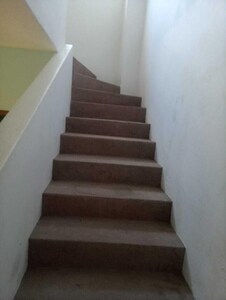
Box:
[15,59,193,299]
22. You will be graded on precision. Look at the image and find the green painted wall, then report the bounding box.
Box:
[0,47,53,111]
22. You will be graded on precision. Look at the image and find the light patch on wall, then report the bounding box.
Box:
[0,47,53,111]
[0,0,55,50]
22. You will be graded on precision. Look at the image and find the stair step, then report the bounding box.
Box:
[53,154,162,186]
[73,58,96,79]
[60,133,155,159]
[72,87,141,106]
[73,73,120,93]
[66,117,150,139]
[28,216,185,271]
[43,181,172,221]
[15,268,194,300]
[71,101,146,122]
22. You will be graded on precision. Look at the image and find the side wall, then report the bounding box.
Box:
[0,46,73,300]
[66,0,125,85]
[120,0,146,96]
[139,1,226,299]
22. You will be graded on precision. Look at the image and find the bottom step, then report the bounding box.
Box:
[15,268,194,300]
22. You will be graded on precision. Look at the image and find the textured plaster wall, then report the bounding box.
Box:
[139,1,226,299]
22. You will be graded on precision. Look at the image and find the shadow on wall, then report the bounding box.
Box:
[0,47,53,112]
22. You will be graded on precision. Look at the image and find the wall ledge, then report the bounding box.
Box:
[0,44,72,172]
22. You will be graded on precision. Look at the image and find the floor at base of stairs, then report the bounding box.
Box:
[15,268,193,300]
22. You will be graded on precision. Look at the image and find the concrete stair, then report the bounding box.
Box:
[73,73,120,93]
[66,117,150,138]
[72,87,142,106]
[28,217,184,272]
[15,269,193,300]
[16,58,194,299]
[53,154,162,186]
[42,181,172,221]
[60,133,156,158]
[70,101,146,122]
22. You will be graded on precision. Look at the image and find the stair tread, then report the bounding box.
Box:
[75,87,141,99]
[44,181,170,203]
[62,132,152,143]
[68,116,148,125]
[74,73,120,89]
[30,216,184,249]
[54,154,161,168]
[73,74,120,93]
[73,100,144,110]
[15,268,193,300]
[71,101,146,122]
[66,117,150,139]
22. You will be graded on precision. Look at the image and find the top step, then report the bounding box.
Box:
[72,88,142,107]
[73,73,121,94]
[73,58,96,79]
[73,58,120,93]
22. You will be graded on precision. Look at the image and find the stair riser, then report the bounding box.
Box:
[71,102,146,122]
[53,161,162,186]
[73,75,120,93]
[66,118,150,139]
[60,135,155,159]
[42,194,171,222]
[29,240,184,272]
[72,89,141,106]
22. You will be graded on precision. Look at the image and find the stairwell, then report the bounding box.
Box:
[15,59,194,299]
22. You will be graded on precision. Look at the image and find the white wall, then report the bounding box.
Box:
[120,0,146,96]
[25,0,68,51]
[0,45,73,300]
[66,0,147,93]
[139,1,226,299]
[66,0,125,85]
